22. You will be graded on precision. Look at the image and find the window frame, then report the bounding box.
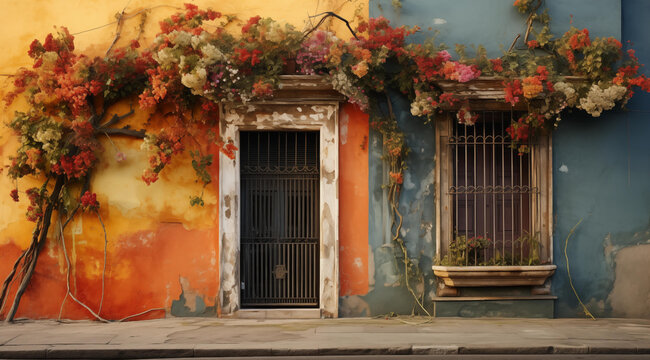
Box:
[435,110,554,268]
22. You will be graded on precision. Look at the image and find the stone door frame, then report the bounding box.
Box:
[218,98,340,318]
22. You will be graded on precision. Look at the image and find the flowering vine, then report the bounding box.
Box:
[2,1,649,320]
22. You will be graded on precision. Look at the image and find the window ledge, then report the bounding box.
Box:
[432,265,557,287]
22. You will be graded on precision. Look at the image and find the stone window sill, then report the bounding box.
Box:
[432,265,557,297]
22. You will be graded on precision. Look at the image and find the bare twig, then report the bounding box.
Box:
[564,218,596,320]
[101,127,146,138]
[508,34,521,53]
[72,5,182,36]
[105,0,133,56]
[96,211,108,316]
[304,12,358,40]
[99,109,135,129]
[57,195,165,323]
[58,217,110,323]
[118,308,165,322]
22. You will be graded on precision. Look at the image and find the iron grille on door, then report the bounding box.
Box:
[240,131,320,307]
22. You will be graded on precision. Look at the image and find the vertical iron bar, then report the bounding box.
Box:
[520,145,524,262]
[509,124,521,265]
[492,117,496,260]
[473,116,478,265]
[463,121,469,265]
[483,113,487,261]
[501,115,506,261]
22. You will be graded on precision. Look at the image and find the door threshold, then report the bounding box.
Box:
[234,308,321,319]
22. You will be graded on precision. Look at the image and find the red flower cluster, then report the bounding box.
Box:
[142,127,187,186]
[613,63,650,92]
[241,16,261,34]
[438,93,458,107]
[569,28,591,50]
[52,150,96,179]
[25,188,43,222]
[507,119,530,143]
[80,191,99,210]
[234,47,262,66]
[504,79,523,105]
[490,58,503,73]
[10,189,19,202]
[467,235,491,249]
[142,169,159,185]
[457,106,479,125]
[506,113,545,153]
[527,40,539,49]
[356,17,418,54]
[252,80,274,97]
[217,140,238,160]
[159,3,221,34]
[4,69,37,106]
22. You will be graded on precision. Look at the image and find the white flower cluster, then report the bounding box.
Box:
[155,47,179,66]
[34,125,62,162]
[201,43,227,64]
[553,82,578,107]
[181,67,208,95]
[410,92,436,117]
[169,30,192,47]
[153,30,233,97]
[578,84,628,117]
[265,22,285,43]
[140,133,157,152]
[330,70,368,110]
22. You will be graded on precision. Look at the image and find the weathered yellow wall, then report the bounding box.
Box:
[0,0,368,319]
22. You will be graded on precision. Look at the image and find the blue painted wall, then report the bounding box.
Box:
[552,0,650,317]
[360,0,650,318]
[372,0,620,57]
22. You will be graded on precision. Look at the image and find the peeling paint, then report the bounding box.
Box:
[220,99,340,317]
[171,277,217,317]
[609,244,650,318]
[339,295,371,317]
[340,111,349,145]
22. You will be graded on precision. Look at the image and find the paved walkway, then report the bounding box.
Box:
[0,317,649,358]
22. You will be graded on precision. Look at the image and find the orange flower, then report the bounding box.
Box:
[389,171,403,184]
[522,76,543,98]
[352,61,369,78]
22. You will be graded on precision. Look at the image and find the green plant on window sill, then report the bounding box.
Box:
[439,232,543,267]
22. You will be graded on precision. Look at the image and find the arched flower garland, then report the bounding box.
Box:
[2,2,649,320]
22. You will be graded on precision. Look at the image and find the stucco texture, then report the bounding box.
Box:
[370,0,650,318]
[0,0,368,320]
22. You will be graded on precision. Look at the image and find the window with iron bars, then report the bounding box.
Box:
[436,110,553,267]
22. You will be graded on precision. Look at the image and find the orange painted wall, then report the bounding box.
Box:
[0,0,370,320]
[339,104,370,296]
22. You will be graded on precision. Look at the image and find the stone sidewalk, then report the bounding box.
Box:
[0,317,649,358]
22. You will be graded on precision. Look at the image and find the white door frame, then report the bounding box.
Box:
[218,101,340,318]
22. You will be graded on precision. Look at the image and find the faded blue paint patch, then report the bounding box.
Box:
[371,0,621,57]
[362,91,436,315]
